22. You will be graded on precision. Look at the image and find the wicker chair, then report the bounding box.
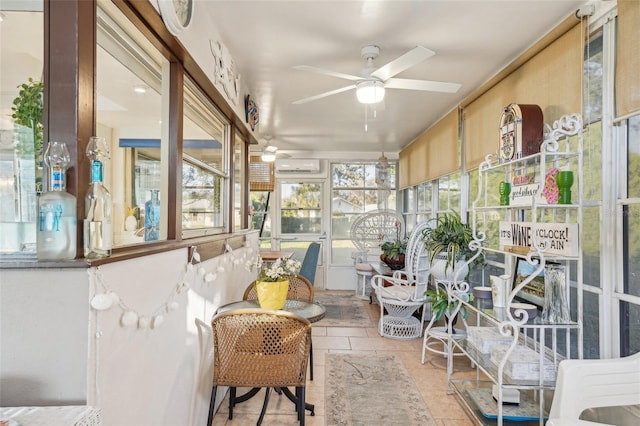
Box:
[243,275,316,379]
[207,308,312,426]
[371,222,431,339]
[243,274,314,303]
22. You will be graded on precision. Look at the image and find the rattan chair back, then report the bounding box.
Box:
[243,274,314,303]
[207,308,312,425]
[211,308,311,388]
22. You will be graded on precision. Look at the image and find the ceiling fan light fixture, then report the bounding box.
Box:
[356,80,385,104]
[261,151,277,162]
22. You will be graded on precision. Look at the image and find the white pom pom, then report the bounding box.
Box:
[152,315,164,329]
[198,267,206,277]
[138,316,149,329]
[187,263,194,272]
[217,266,225,273]
[91,293,113,311]
[205,272,216,282]
[233,258,240,265]
[121,311,138,327]
[168,301,180,311]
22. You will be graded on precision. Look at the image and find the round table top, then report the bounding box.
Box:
[217,299,326,323]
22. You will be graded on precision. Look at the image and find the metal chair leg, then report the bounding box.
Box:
[257,387,271,425]
[207,385,217,426]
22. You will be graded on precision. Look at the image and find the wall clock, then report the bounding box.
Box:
[158,0,193,36]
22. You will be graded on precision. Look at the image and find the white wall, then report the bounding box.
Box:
[0,231,260,425]
[0,268,89,406]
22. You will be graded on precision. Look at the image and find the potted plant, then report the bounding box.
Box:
[380,237,408,270]
[246,256,301,309]
[421,211,481,280]
[425,285,474,332]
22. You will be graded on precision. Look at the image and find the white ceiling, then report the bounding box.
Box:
[198,0,586,157]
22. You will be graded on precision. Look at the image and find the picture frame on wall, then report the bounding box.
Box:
[511,257,559,309]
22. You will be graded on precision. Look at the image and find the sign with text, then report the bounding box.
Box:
[510,183,547,206]
[499,221,579,256]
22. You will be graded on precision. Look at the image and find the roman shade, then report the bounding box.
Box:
[249,156,274,192]
[616,0,640,118]
[399,109,459,189]
[463,22,584,170]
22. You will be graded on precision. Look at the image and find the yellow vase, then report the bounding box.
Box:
[255,279,289,309]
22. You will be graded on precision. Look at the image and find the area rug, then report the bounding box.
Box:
[314,290,376,327]
[325,353,437,425]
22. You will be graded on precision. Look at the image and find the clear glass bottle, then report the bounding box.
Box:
[37,141,77,260]
[542,263,571,323]
[84,136,112,259]
[144,189,160,241]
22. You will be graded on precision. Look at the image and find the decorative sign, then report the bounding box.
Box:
[499,221,579,256]
[245,94,259,131]
[510,183,546,206]
[210,39,240,105]
[499,103,544,161]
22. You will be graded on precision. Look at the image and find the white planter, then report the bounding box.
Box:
[430,253,468,282]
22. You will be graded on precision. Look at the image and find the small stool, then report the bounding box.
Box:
[422,325,467,362]
[355,263,373,301]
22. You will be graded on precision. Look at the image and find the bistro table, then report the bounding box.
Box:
[215,299,326,414]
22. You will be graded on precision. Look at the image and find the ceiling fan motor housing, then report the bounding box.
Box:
[361,45,380,60]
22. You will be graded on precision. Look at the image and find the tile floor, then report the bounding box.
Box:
[211,291,476,425]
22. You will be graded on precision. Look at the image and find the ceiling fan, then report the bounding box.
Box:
[292,45,461,105]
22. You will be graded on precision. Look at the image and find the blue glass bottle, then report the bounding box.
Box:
[144,189,160,241]
[84,136,112,259]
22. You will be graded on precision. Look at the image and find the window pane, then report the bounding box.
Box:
[625,204,640,298]
[620,301,640,356]
[0,4,44,255]
[250,191,270,234]
[281,182,321,234]
[628,115,640,199]
[233,131,245,231]
[182,76,228,235]
[96,0,166,246]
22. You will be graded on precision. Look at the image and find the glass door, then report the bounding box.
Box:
[277,181,325,288]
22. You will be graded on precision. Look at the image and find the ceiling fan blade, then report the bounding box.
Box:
[371,46,435,81]
[293,65,361,81]
[385,78,461,93]
[292,84,357,105]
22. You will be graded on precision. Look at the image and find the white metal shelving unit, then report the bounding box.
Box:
[444,113,584,426]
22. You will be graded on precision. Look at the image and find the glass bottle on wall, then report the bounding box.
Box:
[84,136,112,259]
[37,141,76,260]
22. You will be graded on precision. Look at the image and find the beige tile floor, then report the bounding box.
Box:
[211,291,476,426]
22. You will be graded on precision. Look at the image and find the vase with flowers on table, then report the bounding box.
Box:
[246,255,302,309]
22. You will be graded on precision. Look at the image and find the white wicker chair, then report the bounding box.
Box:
[350,210,405,300]
[370,222,430,339]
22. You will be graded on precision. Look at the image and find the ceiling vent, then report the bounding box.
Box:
[275,159,321,173]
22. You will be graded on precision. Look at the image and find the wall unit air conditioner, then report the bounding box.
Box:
[275,159,321,174]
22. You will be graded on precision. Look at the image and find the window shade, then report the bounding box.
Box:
[249,156,274,192]
[616,0,640,118]
[463,23,584,170]
[399,109,459,188]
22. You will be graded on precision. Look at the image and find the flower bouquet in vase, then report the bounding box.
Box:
[246,256,301,309]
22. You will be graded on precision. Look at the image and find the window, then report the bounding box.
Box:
[280,182,321,234]
[330,161,397,265]
[181,76,229,236]
[96,0,167,246]
[233,131,246,231]
[0,2,43,256]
